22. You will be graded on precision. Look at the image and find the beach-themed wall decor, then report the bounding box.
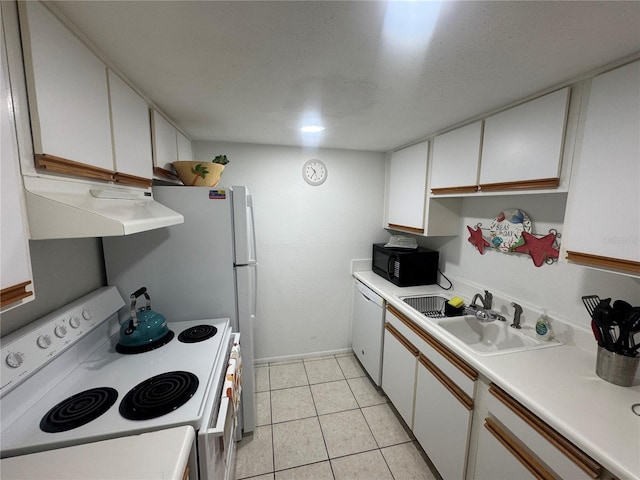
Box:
[466,208,560,267]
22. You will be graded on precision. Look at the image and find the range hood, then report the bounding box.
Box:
[23,176,184,240]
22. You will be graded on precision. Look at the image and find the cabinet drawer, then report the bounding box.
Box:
[487,385,602,479]
[386,305,477,398]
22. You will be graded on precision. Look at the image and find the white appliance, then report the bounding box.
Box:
[102,185,258,433]
[0,287,240,480]
[352,279,385,386]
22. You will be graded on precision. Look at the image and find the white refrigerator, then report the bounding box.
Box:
[102,185,257,433]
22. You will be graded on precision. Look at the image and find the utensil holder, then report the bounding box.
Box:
[595,347,639,387]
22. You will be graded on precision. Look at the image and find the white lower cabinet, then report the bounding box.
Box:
[414,354,473,480]
[474,384,602,480]
[381,322,418,428]
[382,305,477,479]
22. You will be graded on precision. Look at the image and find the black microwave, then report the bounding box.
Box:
[372,244,439,287]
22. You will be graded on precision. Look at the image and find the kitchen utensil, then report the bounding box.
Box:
[593,299,615,351]
[615,309,639,354]
[591,319,603,347]
[582,295,601,318]
[117,287,171,351]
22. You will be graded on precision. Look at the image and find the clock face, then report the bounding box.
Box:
[303,159,327,186]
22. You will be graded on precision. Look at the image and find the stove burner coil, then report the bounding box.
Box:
[116,330,175,354]
[178,325,218,343]
[119,371,199,421]
[40,387,118,433]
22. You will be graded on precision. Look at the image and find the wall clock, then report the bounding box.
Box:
[302,159,327,186]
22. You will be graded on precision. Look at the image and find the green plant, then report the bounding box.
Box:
[212,155,229,165]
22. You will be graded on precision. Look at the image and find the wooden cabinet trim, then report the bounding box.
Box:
[385,322,419,357]
[154,166,179,180]
[386,304,478,381]
[484,417,557,480]
[431,185,478,195]
[1,281,33,308]
[418,353,473,411]
[480,177,560,192]
[386,224,425,234]
[113,172,153,188]
[35,154,114,182]
[489,384,602,478]
[566,251,640,275]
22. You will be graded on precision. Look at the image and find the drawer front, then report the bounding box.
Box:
[488,385,601,480]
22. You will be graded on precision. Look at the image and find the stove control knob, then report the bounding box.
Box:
[54,325,68,338]
[37,334,52,349]
[69,316,81,329]
[82,309,93,321]
[6,352,24,368]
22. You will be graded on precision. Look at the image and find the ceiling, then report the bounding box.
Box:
[51,1,640,152]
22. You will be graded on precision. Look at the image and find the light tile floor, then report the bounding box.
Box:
[235,353,439,480]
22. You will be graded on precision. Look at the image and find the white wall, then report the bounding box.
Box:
[0,238,106,337]
[194,141,388,361]
[422,193,640,331]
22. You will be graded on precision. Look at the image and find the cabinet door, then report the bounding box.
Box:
[381,323,418,428]
[1,30,34,311]
[413,355,473,480]
[352,281,384,386]
[19,1,113,175]
[177,131,193,161]
[387,141,428,233]
[152,110,178,173]
[431,122,482,194]
[108,70,153,186]
[564,61,640,274]
[480,88,569,190]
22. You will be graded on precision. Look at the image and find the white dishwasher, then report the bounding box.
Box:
[351,279,385,386]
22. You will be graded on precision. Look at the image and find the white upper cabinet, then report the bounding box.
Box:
[108,70,153,185]
[19,1,113,177]
[151,109,182,182]
[563,60,640,275]
[431,121,482,194]
[177,130,193,162]
[480,87,570,191]
[1,22,34,312]
[387,141,428,232]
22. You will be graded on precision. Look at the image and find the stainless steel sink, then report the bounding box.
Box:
[433,315,562,356]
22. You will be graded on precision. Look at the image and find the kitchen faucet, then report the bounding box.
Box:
[471,290,493,310]
[510,302,523,329]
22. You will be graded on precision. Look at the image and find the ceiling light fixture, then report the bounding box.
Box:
[300,125,325,133]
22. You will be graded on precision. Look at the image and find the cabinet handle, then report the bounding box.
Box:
[385,322,419,357]
[484,417,557,480]
[0,281,33,308]
[35,154,114,182]
[431,185,478,195]
[154,166,179,180]
[386,304,477,381]
[479,177,560,192]
[113,172,153,188]
[566,251,640,275]
[419,353,473,411]
[489,384,602,479]
[386,223,425,235]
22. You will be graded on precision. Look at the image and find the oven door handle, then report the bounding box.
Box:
[205,396,231,436]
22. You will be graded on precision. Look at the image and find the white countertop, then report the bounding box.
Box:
[0,426,195,480]
[354,270,640,480]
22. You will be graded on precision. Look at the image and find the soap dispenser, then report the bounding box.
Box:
[535,312,553,341]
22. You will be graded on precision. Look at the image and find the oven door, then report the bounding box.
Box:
[198,334,241,480]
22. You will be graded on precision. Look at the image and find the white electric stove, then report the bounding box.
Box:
[0,287,239,480]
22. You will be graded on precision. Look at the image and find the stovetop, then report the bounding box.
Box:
[0,287,232,458]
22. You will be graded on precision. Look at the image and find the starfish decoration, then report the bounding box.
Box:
[513,232,559,267]
[467,225,490,254]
